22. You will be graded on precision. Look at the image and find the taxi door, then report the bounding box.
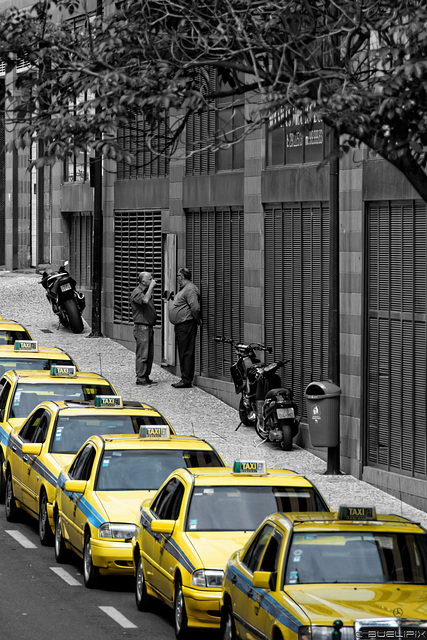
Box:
[9,409,46,507]
[20,411,50,517]
[249,528,285,640]
[147,478,185,603]
[61,444,96,552]
[230,524,279,640]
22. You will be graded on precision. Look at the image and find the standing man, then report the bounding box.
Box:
[168,267,200,388]
[130,271,158,386]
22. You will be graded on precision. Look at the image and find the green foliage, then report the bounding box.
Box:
[1,0,427,197]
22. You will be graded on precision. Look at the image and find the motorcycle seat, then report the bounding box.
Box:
[264,387,293,400]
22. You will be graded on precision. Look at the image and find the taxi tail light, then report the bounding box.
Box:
[299,627,354,640]
[192,569,224,588]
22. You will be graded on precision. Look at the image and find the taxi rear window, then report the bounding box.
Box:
[10,383,114,418]
[0,330,31,345]
[0,358,71,376]
[185,486,328,532]
[96,449,223,491]
[285,531,427,585]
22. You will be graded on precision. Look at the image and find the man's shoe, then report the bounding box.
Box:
[136,380,148,386]
[145,378,158,385]
[171,381,192,388]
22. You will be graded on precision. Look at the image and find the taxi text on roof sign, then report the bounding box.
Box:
[139,425,170,439]
[338,505,377,520]
[14,340,38,352]
[95,395,123,408]
[233,460,267,475]
[50,364,77,377]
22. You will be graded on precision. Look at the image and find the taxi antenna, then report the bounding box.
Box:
[98,352,102,375]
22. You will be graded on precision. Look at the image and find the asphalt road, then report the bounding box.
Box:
[0,505,216,640]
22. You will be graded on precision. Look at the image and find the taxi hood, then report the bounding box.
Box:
[286,585,427,624]
[50,453,74,472]
[186,532,251,569]
[96,491,156,523]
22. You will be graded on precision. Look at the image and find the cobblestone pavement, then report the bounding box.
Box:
[1,269,426,527]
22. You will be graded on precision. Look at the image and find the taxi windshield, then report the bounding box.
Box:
[186,486,327,532]
[0,359,71,376]
[96,449,223,491]
[52,415,138,453]
[0,330,30,345]
[285,531,427,585]
[10,382,114,418]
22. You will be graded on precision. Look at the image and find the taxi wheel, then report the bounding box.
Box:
[174,577,189,640]
[83,532,99,588]
[54,513,69,563]
[5,471,18,522]
[0,453,6,503]
[135,555,150,611]
[39,492,54,546]
[221,605,236,640]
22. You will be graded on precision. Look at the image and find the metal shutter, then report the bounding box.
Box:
[264,202,330,416]
[186,207,244,377]
[117,115,170,180]
[114,210,163,324]
[367,200,426,477]
[185,68,216,176]
[0,80,4,265]
[69,212,93,288]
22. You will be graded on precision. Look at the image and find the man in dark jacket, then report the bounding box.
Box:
[168,268,200,388]
[130,271,158,385]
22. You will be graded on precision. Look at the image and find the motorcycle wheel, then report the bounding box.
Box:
[238,398,256,427]
[63,299,84,334]
[280,422,293,451]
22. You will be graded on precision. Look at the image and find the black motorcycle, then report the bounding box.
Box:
[214,336,272,428]
[40,262,86,334]
[254,360,300,451]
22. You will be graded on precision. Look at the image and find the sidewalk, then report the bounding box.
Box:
[1,270,426,527]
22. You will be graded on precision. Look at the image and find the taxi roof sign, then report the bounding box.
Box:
[50,364,77,377]
[139,425,170,439]
[338,506,377,521]
[233,460,267,475]
[95,395,123,408]
[14,340,38,352]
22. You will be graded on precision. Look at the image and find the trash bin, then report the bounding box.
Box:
[304,381,341,447]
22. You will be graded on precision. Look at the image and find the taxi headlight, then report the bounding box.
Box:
[98,523,137,540]
[192,569,224,588]
[299,627,354,640]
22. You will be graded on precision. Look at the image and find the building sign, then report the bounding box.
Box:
[267,106,324,166]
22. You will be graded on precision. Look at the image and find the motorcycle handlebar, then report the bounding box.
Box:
[214,336,272,353]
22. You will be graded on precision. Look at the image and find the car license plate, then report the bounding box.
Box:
[60,283,72,292]
[277,407,295,419]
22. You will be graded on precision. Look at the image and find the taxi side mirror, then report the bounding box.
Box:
[64,479,87,494]
[22,443,43,456]
[151,519,175,535]
[253,571,272,590]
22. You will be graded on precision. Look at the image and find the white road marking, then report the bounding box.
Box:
[5,530,37,549]
[50,567,82,586]
[98,606,137,629]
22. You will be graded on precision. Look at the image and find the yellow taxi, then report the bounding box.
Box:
[3,394,173,546]
[0,341,78,377]
[54,426,225,588]
[132,460,330,639]
[0,319,32,345]
[0,366,115,502]
[220,507,427,640]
